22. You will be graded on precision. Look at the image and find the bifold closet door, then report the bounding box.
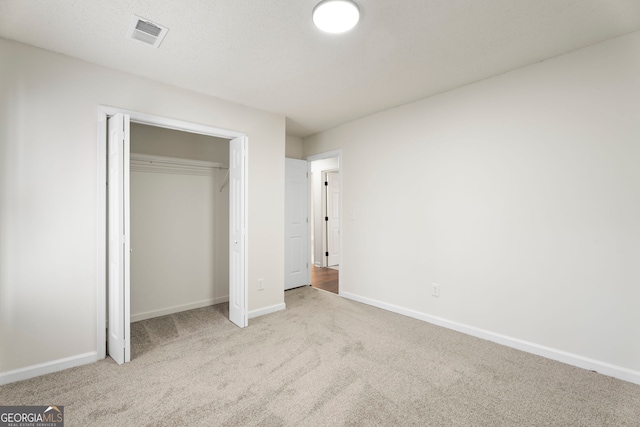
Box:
[107,113,131,364]
[229,136,247,328]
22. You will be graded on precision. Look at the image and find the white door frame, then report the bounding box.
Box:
[304,150,342,292]
[96,105,248,360]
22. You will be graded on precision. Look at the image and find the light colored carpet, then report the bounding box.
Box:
[1,286,639,426]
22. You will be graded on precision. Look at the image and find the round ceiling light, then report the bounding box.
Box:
[312,0,360,34]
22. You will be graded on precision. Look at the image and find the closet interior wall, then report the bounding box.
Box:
[129,123,230,322]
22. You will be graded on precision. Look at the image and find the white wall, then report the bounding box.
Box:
[131,123,230,161]
[304,32,640,380]
[0,38,285,378]
[285,135,303,159]
[129,124,229,321]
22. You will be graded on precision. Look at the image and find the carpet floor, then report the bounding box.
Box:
[1,286,639,426]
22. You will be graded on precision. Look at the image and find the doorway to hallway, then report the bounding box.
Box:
[284,150,341,295]
[308,151,341,295]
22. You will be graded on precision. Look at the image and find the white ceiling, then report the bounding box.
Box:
[1,0,640,137]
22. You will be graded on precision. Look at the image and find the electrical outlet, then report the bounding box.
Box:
[432,283,440,297]
[258,278,264,291]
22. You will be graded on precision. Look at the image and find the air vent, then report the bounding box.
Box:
[126,15,168,48]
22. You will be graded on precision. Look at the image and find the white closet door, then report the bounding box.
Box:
[107,113,131,364]
[229,136,247,328]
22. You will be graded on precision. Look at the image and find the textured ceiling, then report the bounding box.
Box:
[1,0,640,137]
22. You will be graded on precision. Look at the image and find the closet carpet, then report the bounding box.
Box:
[1,286,639,426]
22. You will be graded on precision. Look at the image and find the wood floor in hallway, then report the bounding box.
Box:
[311,265,339,294]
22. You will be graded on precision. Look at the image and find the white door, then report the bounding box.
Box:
[107,113,131,364]
[326,171,340,267]
[229,136,247,328]
[285,158,309,290]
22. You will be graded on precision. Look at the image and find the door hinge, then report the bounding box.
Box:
[324,181,328,186]
[325,251,329,257]
[325,216,329,221]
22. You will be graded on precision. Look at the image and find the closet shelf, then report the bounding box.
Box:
[130,153,228,177]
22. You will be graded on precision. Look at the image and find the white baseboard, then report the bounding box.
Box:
[0,352,99,386]
[249,303,286,319]
[131,297,229,322]
[341,291,640,386]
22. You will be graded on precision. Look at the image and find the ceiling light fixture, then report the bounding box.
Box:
[312,0,360,34]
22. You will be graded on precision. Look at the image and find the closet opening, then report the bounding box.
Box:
[128,123,231,359]
[97,106,248,365]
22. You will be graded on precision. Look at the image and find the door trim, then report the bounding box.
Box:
[97,105,247,360]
